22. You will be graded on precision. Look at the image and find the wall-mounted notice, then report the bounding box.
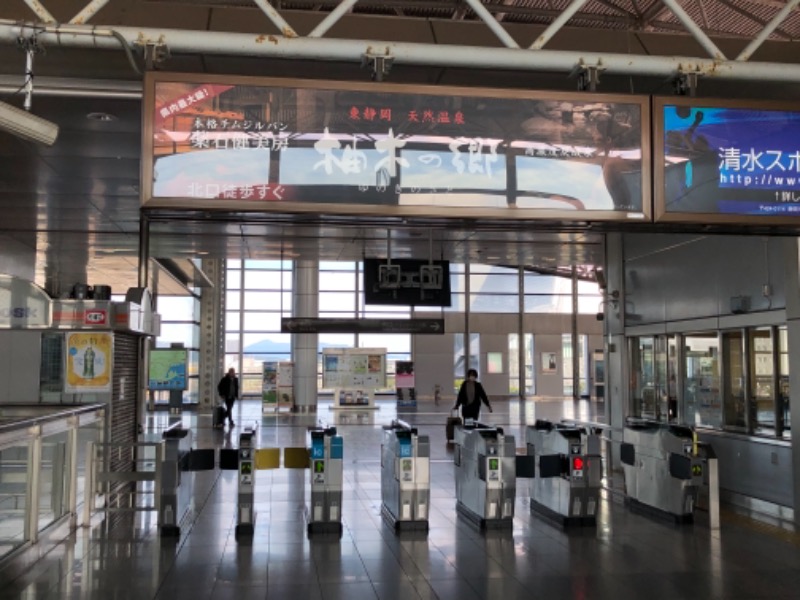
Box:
[144,73,650,222]
[656,97,800,224]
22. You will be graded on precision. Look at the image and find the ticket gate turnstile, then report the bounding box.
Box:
[454,425,518,529]
[621,420,704,522]
[306,426,344,536]
[527,420,602,526]
[381,420,430,532]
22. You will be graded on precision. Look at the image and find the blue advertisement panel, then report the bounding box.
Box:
[143,73,650,222]
[656,97,800,223]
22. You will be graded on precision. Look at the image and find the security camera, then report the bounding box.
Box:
[0,100,59,146]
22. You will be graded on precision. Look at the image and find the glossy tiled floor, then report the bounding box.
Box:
[3,398,800,599]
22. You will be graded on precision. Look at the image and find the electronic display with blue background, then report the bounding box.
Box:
[662,104,800,216]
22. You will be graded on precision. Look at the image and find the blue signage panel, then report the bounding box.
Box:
[657,98,800,223]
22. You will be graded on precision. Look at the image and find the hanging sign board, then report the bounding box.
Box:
[143,73,650,222]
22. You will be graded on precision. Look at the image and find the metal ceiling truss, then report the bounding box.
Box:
[6,0,800,86]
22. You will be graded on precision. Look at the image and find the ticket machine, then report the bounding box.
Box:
[527,420,602,526]
[454,425,517,529]
[306,426,344,535]
[381,420,430,531]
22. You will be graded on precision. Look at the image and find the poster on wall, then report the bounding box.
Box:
[541,352,557,373]
[144,73,650,222]
[65,332,113,393]
[262,361,278,406]
[655,97,800,223]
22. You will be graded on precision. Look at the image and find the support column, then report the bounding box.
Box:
[199,259,224,412]
[781,238,800,525]
[604,233,627,474]
[292,260,319,413]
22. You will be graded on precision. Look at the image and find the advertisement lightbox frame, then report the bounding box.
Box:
[142,71,652,224]
[654,95,800,226]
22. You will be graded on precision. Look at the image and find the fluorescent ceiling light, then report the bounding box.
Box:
[0,100,59,146]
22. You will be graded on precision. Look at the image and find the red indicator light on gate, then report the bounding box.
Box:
[573,457,584,471]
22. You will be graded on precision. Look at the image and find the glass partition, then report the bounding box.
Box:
[723,330,746,430]
[750,328,776,435]
[0,404,105,561]
[684,333,721,428]
[0,441,30,557]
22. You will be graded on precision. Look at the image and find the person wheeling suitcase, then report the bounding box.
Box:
[453,369,493,423]
[217,367,239,428]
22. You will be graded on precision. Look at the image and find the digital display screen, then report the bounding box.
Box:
[313,460,325,474]
[657,99,800,222]
[489,458,499,471]
[145,74,649,221]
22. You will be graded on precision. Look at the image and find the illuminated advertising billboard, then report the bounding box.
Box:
[143,73,650,222]
[655,97,800,224]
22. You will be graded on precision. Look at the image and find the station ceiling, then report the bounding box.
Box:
[0,0,798,296]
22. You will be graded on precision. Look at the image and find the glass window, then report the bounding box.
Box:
[226,290,241,310]
[469,295,519,313]
[244,291,289,311]
[562,334,587,396]
[359,334,410,354]
[684,333,721,428]
[157,324,198,349]
[320,271,356,291]
[243,312,282,332]
[750,328,775,435]
[508,333,534,395]
[454,333,480,391]
[225,311,240,332]
[226,270,241,290]
[319,334,355,351]
[319,292,356,313]
[244,270,287,290]
[630,336,656,418]
[469,272,518,294]
[157,295,199,321]
[723,330,746,430]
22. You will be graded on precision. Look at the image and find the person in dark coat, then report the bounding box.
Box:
[453,368,493,421]
[217,367,239,427]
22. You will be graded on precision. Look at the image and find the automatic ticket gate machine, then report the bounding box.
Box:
[306,426,344,536]
[454,424,522,529]
[235,428,256,540]
[526,420,602,526]
[381,420,430,532]
[621,420,704,522]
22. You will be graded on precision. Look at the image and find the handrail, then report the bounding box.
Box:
[0,403,106,435]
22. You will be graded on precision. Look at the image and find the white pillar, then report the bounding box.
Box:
[292,260,319,413]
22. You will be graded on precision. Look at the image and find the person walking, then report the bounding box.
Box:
[453,368,493,421]
[217,367,239,428]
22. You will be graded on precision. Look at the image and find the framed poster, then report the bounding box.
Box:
[65,332,113,393]
[542,352,558,373]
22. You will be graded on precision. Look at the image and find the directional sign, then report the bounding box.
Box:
[281,318,444,334]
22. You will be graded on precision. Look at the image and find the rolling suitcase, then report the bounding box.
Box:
[213,404,226,429]
[446,409,462,443]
